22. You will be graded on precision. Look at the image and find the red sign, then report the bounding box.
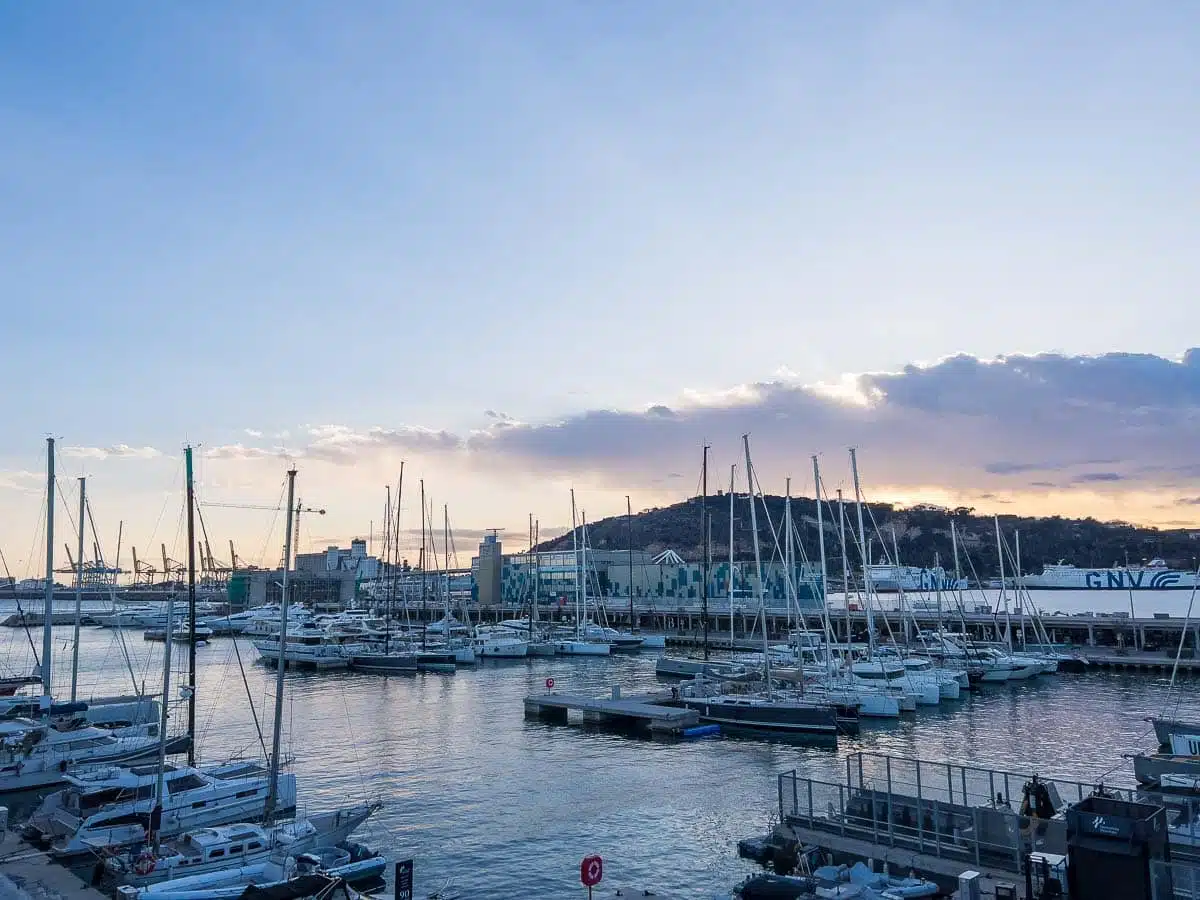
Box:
[545,677,555,690]
[580,855,603,887]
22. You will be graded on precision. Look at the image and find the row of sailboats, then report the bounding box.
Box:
[663,443,1066,735]
[8,445,383,897]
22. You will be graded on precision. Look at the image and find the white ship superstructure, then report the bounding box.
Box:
[1023,559,1199,590]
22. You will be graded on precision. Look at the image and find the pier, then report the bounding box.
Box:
[523,687,699,736]
[0,831,108,899]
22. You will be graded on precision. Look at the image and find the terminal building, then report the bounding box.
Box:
[229,534,825,612]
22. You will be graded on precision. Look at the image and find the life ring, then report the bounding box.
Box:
[134,851,157,876]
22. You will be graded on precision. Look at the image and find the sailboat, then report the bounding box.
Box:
[0,441,166,796]
[114,467,387,899]
[25,449,294,858]
[553,491,611,656]
[351,470,457,675]
[679,437,851,738]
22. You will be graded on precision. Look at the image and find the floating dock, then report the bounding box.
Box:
[524,688,699,736]
[0,831,109,899]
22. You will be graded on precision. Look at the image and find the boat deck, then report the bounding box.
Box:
[523,689,699,735]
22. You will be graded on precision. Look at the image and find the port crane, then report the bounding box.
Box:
[200,500,326,567]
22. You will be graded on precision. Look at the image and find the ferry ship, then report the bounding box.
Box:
[1023,559,1199,590]
[866,563,967,593]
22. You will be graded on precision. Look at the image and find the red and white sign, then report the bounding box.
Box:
[545,677,555,690]
[580,855,603,887]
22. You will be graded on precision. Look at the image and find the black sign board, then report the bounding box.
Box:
[395,859,414,900]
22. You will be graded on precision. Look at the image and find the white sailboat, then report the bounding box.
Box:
[116,467,385,899]
[106,803,381,887]
[554,491,611,657]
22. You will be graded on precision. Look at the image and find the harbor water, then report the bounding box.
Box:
[1,623,1194,898]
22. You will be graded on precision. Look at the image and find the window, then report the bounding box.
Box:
[247,842,262,851]
[166,775,206,794]
[229,845,243,854]
[235,789,258,799]
[209,849,225,859]
[93,813,148,829]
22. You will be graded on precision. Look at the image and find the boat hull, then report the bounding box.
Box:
[554,641,610,656]
[682,698,839,736]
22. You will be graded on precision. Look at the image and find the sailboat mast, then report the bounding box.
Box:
[742,435,771,694]
[443,505,450,625]
[995,515,1011,651]
[265,468,297,824]
[701,444,709,661]
[838,490,851,658]
[785,478,794,636]
[849,448,874,657]
[420,480,427,648]
[728,465,735,645]
[812,457,832,673]
[152,588,176,846]
[392,465,405,654]
[529,513,535,642]
[185,446,197,766]
[626,496,634,633]
[571,490,580,639]
[71,476,85,703]
[41,438,55,712]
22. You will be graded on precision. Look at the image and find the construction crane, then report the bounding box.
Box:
[199,500,326,567]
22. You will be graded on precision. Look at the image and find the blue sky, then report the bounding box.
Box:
[2,3,1199,573]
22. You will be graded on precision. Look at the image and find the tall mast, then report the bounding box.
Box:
[529,513,535,641]
[185,446,197,766]
[265,468,297,824]
[420,480,426,648]
[849,448,874,658]
[571,490,580,639]
[441,504,448,624]
[784,477,794,636]
[151,585,176,847]
[838,490,851,660]
[533,519,540,628]
[393,466,404,653]
[812,457,832,674]
[701,444,709,661]
[728,465,735,645]
[742,435,771,694]
[995,515,1011,651]
[951,518,963,608]
[626,496,634,633]
[41,438,55,712]
[70,476,85,702]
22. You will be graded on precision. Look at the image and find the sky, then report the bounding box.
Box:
[2,2,1199,576]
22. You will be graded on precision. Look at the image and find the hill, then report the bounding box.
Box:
[536,494,1200,577]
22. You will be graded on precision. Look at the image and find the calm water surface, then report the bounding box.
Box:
[2,625,1194,898]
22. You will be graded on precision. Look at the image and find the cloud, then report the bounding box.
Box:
[304,425,461,465]
[244,429,264,438]
[206,443,286,462]
[62,444,161,460]
[0,470,41,492]
[464,348,1200,499]
[1177,497,1200,506]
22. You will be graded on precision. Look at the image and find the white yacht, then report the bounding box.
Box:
[578,623,643,652]
[242,606,316,637]
[25,760,295,859]
[252,622,362,669]
[849,660,941,706]
[0,718,165,792]
[472,627,529,658]
[106,802,381,887]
